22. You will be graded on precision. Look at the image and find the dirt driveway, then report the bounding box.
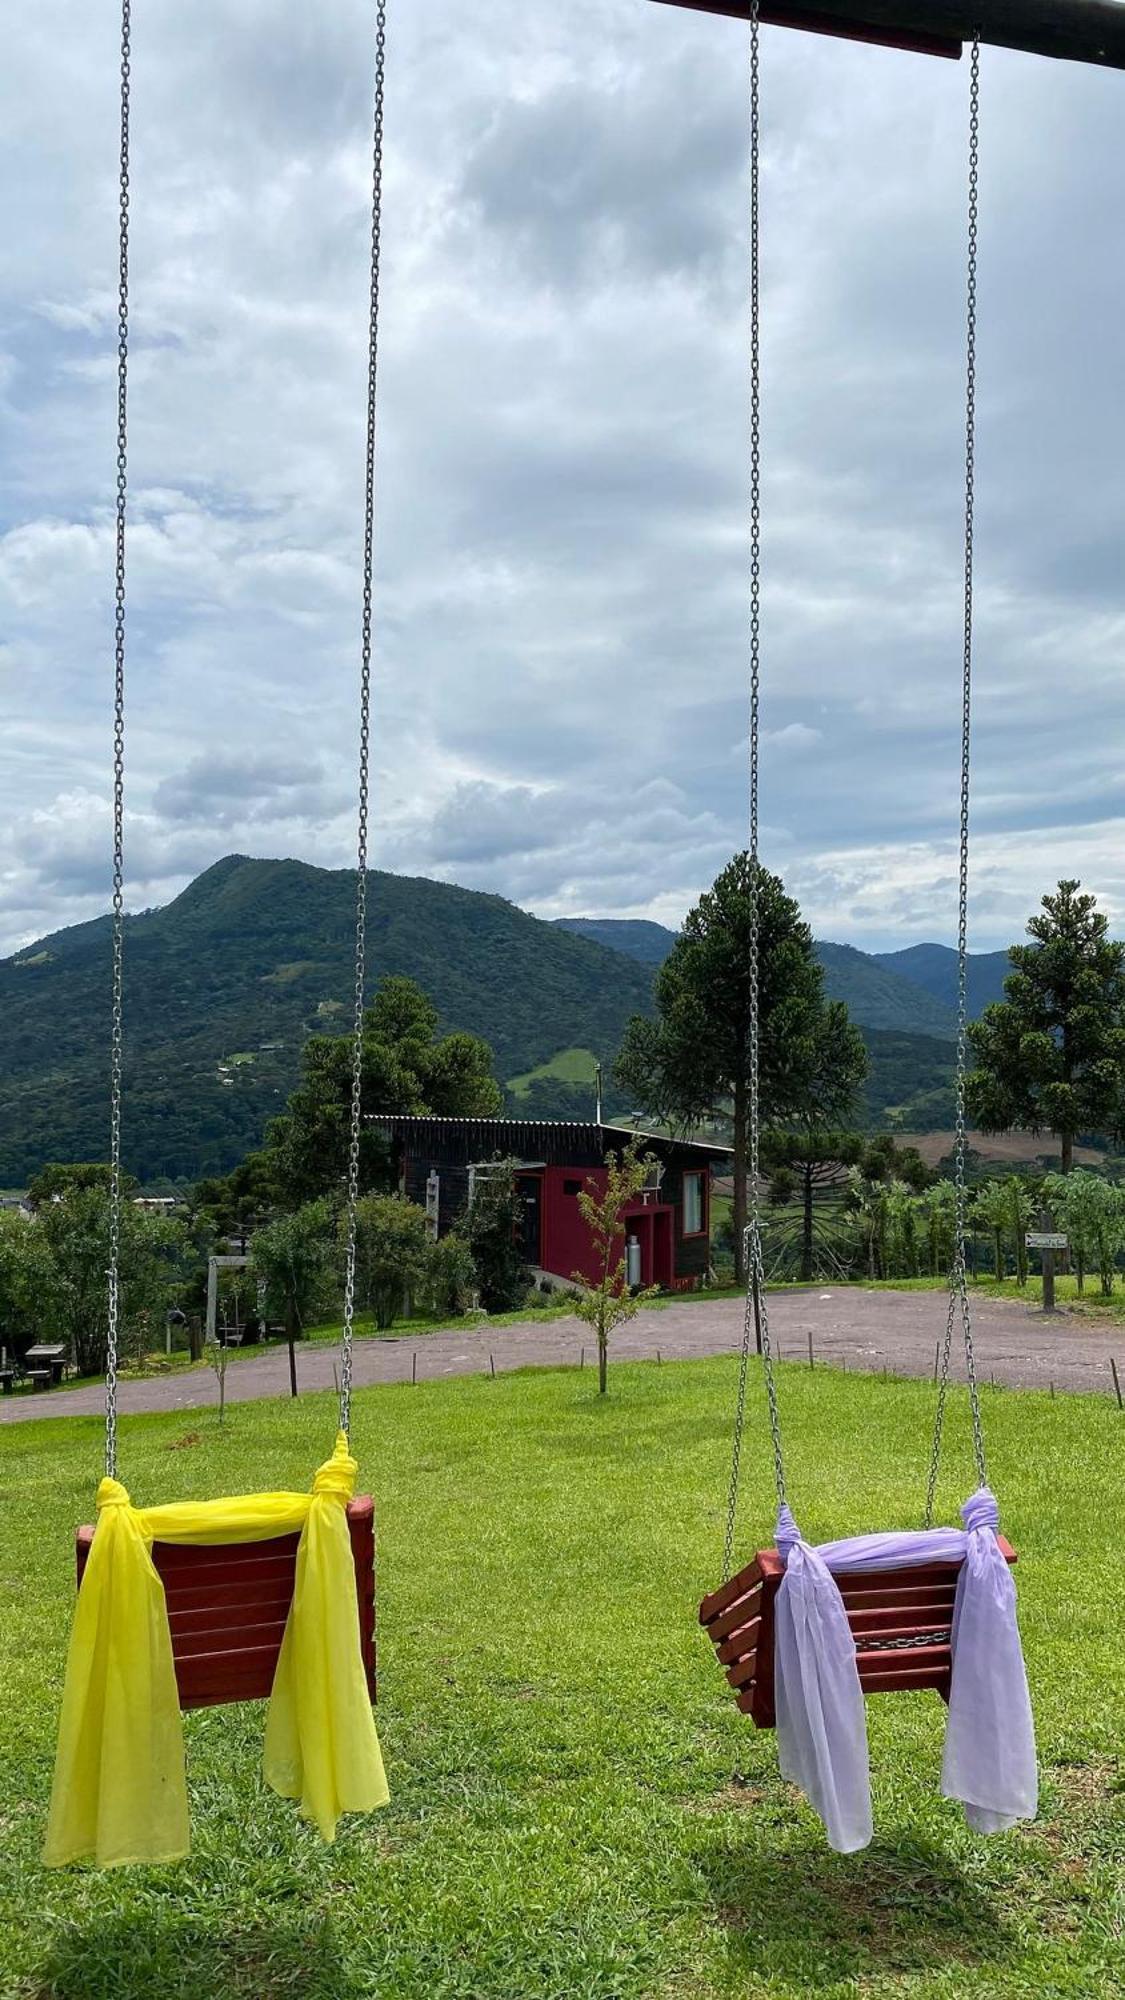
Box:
[2,1287,1121,1428]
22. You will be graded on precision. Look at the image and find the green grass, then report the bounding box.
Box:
[2,1360,1123,1999]
[506,1044,599,1097]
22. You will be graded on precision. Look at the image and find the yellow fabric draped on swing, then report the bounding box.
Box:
[43,1434,389,1868]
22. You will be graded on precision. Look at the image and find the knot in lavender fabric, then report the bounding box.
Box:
[961,1487,999,1535]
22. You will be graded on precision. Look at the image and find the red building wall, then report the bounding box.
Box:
[539,1167,676,1288]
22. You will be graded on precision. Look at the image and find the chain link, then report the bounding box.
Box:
[339,0,388,1442]
[105,0,132,1481]
[724,0,786,1581]
[926,35,988,1523]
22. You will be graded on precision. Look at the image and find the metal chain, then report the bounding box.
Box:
[105,0,132,1481]
[926,35,988,1524]
[724,0,786,1581]
[339,0,388,1442]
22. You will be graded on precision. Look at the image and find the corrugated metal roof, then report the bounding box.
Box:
[368,1114,732,1158]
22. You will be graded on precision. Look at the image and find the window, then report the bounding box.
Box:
[682,1170,705,1236]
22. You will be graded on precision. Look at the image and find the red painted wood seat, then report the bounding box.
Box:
[700,1536,1016,1729]
[76,1496,377,1711]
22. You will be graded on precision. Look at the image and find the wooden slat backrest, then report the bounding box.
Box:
[75,1496,377,1712]
[701,1535,1016,1729]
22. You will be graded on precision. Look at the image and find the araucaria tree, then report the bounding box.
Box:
[265,976,502,1205]
[967,880,1125,1174]
[615,856,867,1280]
[571,1146,660,1395]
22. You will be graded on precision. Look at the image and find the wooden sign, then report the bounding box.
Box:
[1026,1231,1067,1251]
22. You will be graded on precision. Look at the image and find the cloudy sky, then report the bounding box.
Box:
[2,0,1123,958]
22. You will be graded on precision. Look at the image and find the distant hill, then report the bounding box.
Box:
[0,857,655,1184]
[814,942,958,1037]
[2,863,1021,1185]
[555,918,963,1036]
[553,917,678,965]
[871,942,1010,1018]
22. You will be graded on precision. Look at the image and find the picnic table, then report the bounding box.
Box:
[23,1344,67,1388]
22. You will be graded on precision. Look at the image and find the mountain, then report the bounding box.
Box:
[872,942,1010,1018]
[0,856,656,1185]
[553,917,678,966]
[554,919,961,1036]
[814,942,957,1037]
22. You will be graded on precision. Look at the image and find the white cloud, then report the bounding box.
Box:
[1,4,1124,959]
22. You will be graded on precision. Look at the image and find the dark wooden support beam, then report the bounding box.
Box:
[650,0,1125,70]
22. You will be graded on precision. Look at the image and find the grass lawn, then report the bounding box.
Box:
[1,1358,1122,1999]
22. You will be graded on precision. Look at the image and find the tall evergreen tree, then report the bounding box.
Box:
[967,881,1125,1173]
[614,855,866,1280]
[265,976,502,1205]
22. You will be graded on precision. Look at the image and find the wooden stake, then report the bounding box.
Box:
[1111,1358,1123,1410]
[933,1342,940,1384]
[489,1352,496,1378]
[807,1329,814,1371]
[411,1350,417,1386]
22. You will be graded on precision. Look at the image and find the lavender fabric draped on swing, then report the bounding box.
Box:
[772,1488,1037,1853]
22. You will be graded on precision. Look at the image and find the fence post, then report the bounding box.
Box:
[1111,1358,1123,1410]
[412,1350,417,1386]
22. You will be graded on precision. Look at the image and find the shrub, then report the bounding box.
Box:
[425,1232,476,1318]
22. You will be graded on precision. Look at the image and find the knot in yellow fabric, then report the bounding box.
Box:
[95,1478,132,1511]
[312,1432,358,1504]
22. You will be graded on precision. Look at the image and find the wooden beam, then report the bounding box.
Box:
[650,0,1125,70]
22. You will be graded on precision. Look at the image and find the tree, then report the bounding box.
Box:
[463,1161,528,1313]
[764,1131,864,1283]
[1004,1177,1035,1288]
[349,1194,433,1331]
[251,1200,337,1343]
[615,856,867,1281]
[1046,1170,1123,1297]
[194,1151,281,1247]
[1044,1169,1098,1295]
[38,1189,192,1376]
[27,1161,139,1212]
[0,1210,55,1360]
[917,1179,956,1278]
[570,1147,660,1395]
[265,976,502,1205]
[971,1180,1012,1282]
[967,881,1125,1175]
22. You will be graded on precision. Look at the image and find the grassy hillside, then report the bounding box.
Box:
[860,1028,957,1132]
[0,857,655,1184]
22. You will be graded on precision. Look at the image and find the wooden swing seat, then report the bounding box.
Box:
[76,1496,377,1711]
[699,1535,1016,1728]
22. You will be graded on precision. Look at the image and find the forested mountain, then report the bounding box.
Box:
[871,942,1010,1017]
[0,857,655,1184]
[553,917,678,965]
[2,859,1014,1186]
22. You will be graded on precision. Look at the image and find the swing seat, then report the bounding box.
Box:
[76,1497,377,1711]
[699,1535,1016,1729]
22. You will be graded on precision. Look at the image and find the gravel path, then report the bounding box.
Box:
[3,1287,1121,1427]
